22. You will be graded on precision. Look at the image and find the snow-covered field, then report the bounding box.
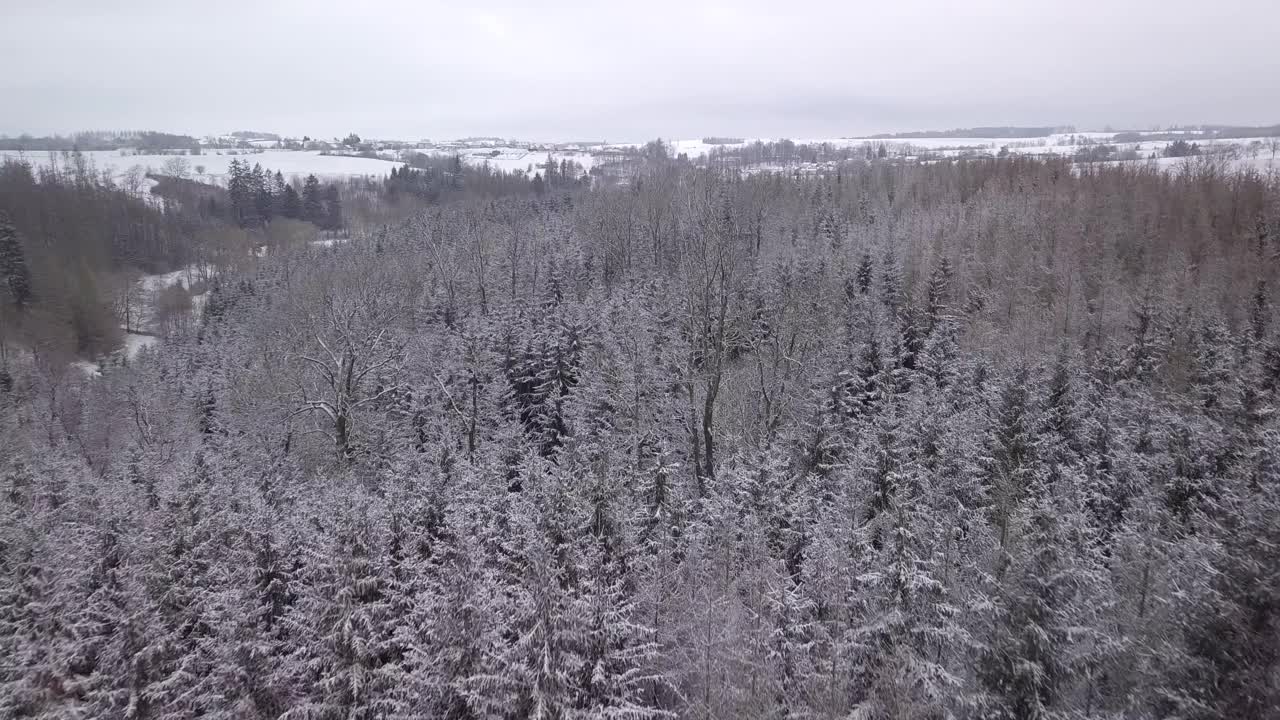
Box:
[0,149,403,186]
[645,133,1280,176]
[0,145,599,183]
[401,146,596,175]
[645,132,1276,166]
[1108,153,1280,175]
[14,133,1266,189]
[7,132,1275,191]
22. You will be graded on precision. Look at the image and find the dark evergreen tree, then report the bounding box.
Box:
[302,174,324,225]
[1250,278,1270,343]
[856,251,873,295]
[253,163,275,224]
[0,210,32,308]
[984,367,1039,548]
[880,251,902,313]
[227,158,261,228]
[978,473,1093,720]
[1158,485,1280,719]
[272,170,288,217]
[282,506,407,718]
[925,256,954,333]
[281,184,302,220]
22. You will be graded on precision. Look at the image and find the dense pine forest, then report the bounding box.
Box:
[2,149,1279,719]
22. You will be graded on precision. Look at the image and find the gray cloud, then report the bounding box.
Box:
[4,0,1278,141]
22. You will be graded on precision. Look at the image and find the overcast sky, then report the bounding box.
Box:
[5,0,1279,142]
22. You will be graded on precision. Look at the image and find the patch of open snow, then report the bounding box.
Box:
[71,360,102,377]
[123,263,214,343]
[1107,154,1280,175]
[0,149,402,186]
[123,333,159,360]
[683,133,1279,176]
[669,139,747,158]
[141,263,208,294]
[137,177,163,207]
[404,147,595,175]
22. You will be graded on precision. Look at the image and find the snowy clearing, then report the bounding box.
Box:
[0,149,403,186]
[401,146,597,175]
[139,263,211,295]
[123,332,160,359]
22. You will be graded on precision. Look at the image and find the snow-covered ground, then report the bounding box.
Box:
[0,149,403,186]
[647,132,1278,167]
[11,134,1270,192]
[123,332,160,358]
[70,359,103,377]
[646,133,1280,176]
[401,146,596,175]
[602,139,753,158]
[1103,153,1280,175]
[139,263,209,295]
[0,145,598,182]
[73,330,161,375]
[110,263,213,365]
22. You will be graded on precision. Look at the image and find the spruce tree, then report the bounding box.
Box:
[0,521,63,717]
[1250,279,1270,343]
[925,256,954,334]
[227,158,259,228]
[253,163,274,224]
[572,540,670,719]
[405,522,490,719]
[0,210,32,308]
[856,251,873,295]
[282,506,407,719]
[281,184,302,220]
[984,367,1040,548]
[879,251,902,313]
[302,175,324,225]
[978,475,1073,720]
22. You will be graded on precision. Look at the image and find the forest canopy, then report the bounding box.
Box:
[1,148,1279,719]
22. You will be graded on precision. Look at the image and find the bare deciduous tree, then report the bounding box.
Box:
[161,155,191,180]
[289,258,408,461]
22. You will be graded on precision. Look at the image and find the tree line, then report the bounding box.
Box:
[0,130,201,152]
[225,159,343,231]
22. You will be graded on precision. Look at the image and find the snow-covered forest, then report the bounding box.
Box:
[2,149,1279,719]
